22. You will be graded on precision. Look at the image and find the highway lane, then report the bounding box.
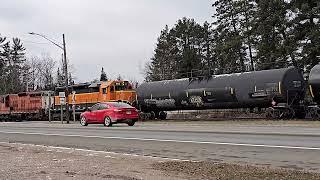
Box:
[0,122,319,172]
[2,121,320,136]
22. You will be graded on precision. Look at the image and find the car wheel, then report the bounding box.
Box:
[127,120,135,126]
[80,116,88,126]
[104,117,112,127]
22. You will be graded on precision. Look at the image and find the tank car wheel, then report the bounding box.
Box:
[295,109,306,119]
[80,116,88,126]
[309,107,320,120]
[279,108,294,120]
[159,111,167,120]
[287,108,295,119]
[265,107,277,119]
[150,111,156,120]
[138,112,145,121]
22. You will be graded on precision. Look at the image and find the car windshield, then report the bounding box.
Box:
[107,102,133,108]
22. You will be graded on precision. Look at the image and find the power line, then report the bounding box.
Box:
[0,35,59,45]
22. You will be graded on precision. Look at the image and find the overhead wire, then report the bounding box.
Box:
[0,34,61,46]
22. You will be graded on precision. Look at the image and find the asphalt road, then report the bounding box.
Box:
[0,121,320,172]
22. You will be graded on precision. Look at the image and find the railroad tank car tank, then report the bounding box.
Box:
[309,64,320,104]
[137,67,306,118]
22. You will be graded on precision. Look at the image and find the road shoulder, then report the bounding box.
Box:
[1,142,320,180]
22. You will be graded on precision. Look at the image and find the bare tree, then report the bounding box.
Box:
[27,53,56,90]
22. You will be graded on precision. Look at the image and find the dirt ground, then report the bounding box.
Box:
[1,143,319,180]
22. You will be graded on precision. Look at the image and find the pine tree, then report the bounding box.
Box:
[213,0,247,73]
[254,0,291,70]
[236,0,258,71]
[201,22,215,74]
[100,67,108,81]
[146,25,178,81]
[117,74,122,81]
[0,35,7,94]
[1,38,27,93]
[146,18,213,81]
[291,0,320,71]
[172,18,204,77]
[0,35,6,71]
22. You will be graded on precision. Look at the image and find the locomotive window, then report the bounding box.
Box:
[293,81,302,88]
[115,82,129,91]
[102,88,107,94]
[89,87,100,93]
[115,85,126,91]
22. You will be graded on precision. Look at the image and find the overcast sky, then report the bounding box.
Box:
[0,0,214,83]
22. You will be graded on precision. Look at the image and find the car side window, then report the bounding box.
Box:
[91,104,100,111]
[98,104,109,110]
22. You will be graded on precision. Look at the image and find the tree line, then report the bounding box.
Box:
[145,0,320,81]
[0,34,73,95]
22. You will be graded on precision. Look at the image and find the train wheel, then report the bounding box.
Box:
[309,107,320,120]
[154,111,160,119]
[266,107,276,119]
[286,108,295,119]
[159,111,167,120]
[279,108,294,120]
[295,109,306,119]
[150,111,156,120]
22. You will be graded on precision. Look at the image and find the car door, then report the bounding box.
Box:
[95,104,110,123]
[87,104,99,123]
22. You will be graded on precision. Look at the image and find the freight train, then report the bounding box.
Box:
[136,65,320,120]
[2,65,320,121]
[0,80,136,121]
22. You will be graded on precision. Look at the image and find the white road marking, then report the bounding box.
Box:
[0,130,319,150]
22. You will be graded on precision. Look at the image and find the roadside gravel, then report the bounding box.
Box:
[153,161,320,180]
[0,143,187,180]
[1,143,319,180]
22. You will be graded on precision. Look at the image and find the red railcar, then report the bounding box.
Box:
[0,92,53,121]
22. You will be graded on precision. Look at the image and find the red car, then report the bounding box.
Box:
[80,102,139,127]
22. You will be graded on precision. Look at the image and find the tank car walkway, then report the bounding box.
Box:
[0,120,319,172]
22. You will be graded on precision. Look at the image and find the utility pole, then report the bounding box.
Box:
[29,32,70,124]
[63,34,70,124]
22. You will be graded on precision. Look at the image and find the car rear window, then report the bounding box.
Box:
[108,102,133,108]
